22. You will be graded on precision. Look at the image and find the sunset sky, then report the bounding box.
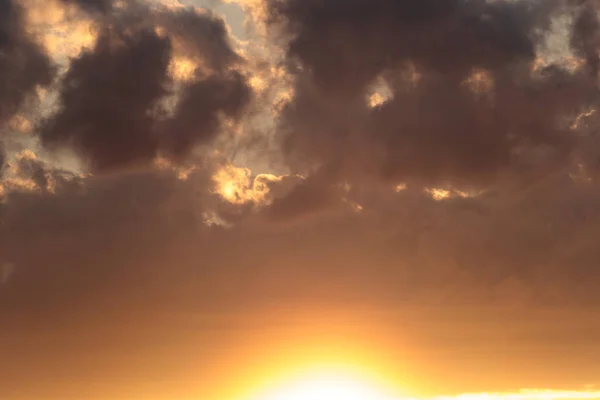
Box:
[2,0,600,399]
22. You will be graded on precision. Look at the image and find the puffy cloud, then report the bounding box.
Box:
[39,4,252,172]
[21,0,99,60]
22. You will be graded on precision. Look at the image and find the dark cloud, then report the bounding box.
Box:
[0,0,54,126]
[158,8,242,72]
[163,71,252,159]
[268,0,598,190]
[263,172,345,222]
[157,8,252,160]
[40,7,251,172]
[268,0,548,93]
[571,0,600,76]
[40,27,172,172]
[59,0,114,14]
[367,68,594,187]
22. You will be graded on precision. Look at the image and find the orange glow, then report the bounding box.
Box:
[213,310,417,400]
[211,163,284,206]
[249,369,397,400]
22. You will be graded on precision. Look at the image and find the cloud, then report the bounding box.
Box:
[156,7,253,159]
[0,0,55,127]
[21,0,99,60]
[39,25,173,171]
[39,5,252,172]
[211,162,286,206]
[58,0,114,14]
[262,174,345,222]
[157,7,242,73]
[268,0,547,91]
[2,0,600,324]
[0,142,5,179]
[163,69,252,159]
[571,0,600,76]
[266,0,598,194]
[6,1,600,300]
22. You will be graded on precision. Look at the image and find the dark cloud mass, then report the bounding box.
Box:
[41,27,172,171]
[0,0,54,126]
[270,0,541,91]
[40,7,251,172]
[269,0,598,188]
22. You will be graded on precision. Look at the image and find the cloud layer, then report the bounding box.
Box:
[268,0,599,189]
[3,0,600,397]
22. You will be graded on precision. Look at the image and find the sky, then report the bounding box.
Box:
[2,0,600,399]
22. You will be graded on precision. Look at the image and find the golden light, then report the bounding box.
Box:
[250,370,398,400]
[169,56,198,82]
[211,163,283,206]
[424,187,481,201]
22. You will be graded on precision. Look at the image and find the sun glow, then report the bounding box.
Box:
[250,370,397,400]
